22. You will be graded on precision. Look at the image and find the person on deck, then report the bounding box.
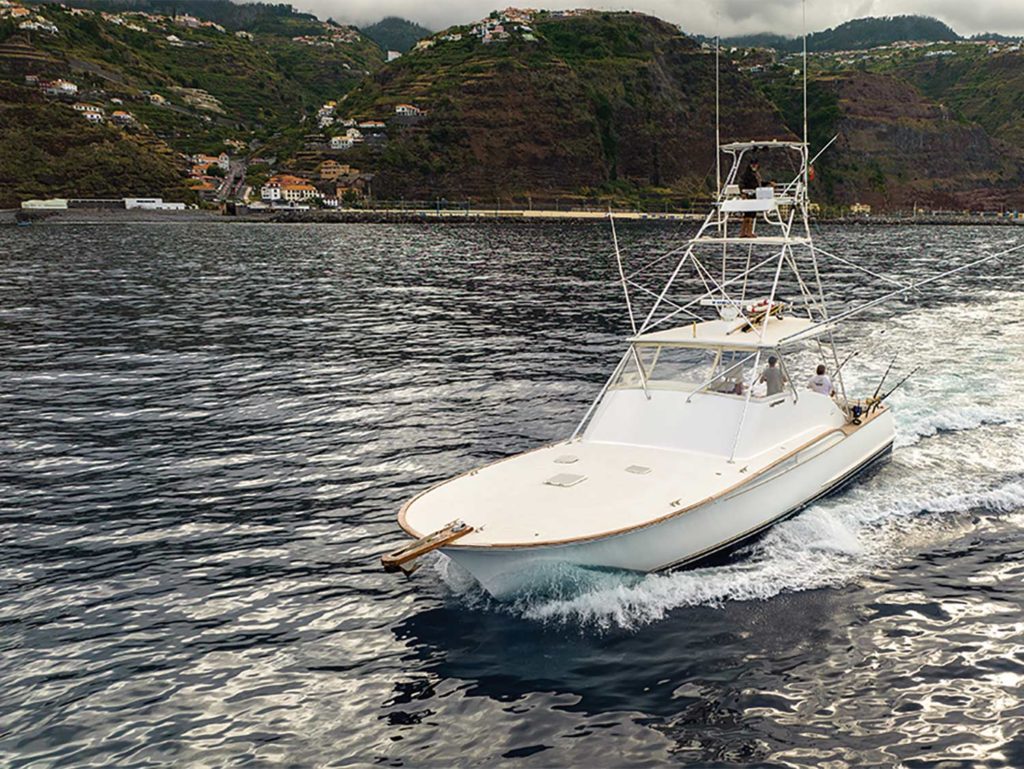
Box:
[807,364,834,396]
[739,158,762,238]
[758,355,786,396]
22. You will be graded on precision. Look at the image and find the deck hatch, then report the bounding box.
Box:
[625,465,652,475]
[544,473,586,488]
[554,455,579,464]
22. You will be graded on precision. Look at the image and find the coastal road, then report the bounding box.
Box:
[218,159,247,202]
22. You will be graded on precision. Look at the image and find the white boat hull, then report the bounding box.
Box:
[441,410,894,598]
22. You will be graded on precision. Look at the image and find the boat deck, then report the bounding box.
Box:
[401,427,833,547]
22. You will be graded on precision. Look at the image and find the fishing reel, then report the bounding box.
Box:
[850,403,863,425]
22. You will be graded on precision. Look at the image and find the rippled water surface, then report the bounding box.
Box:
[2,221,1023,767]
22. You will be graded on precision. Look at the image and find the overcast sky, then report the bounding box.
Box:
[303,0,1024,37]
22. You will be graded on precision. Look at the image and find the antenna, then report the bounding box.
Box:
[802,0,809,192]
[715,0,721,202]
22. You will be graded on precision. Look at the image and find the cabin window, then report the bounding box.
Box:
[612,345,793,399]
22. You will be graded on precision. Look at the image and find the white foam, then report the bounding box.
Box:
[436,477,1024,630]
[894,405,1021,448]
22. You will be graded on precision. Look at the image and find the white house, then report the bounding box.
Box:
[261,182,281,202]
[217,152,230,171]
[394,103,422,116]
[19,19,59,33]
[46,79,78,97]
[261,175,318,203]
[387,50,401,61]
[330,136,353,150]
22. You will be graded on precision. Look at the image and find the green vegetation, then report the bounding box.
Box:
[361,17,432,53]
[0,4,383,158]
[35,0,329,35]
[337,12,788,204]
[0,81,191,206]
[717,15,959,53]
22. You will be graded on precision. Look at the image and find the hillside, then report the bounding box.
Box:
[720,15,959,53]
[0,80,190,206]
[25,0,331,36]
[880,45,1024,149]
[361,17,431,53]
[329,12,790,204]
[0,1,383,174]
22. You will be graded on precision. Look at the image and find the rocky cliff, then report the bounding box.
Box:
[337,13,791,203]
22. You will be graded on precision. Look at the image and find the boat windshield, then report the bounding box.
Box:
[614,345,763,396]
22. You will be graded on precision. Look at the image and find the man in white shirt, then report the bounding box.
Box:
[807,364,833,396]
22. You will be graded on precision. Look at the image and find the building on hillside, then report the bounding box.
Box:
[45,79,78,97]
[394,103,422,116]
[149,93,167,105]
[235,30,254,40]
[850,203,872,215]
[174,13,200,28]
[335,173,373,202]
[188,178,218,199]
[261,175,319,203]
[72,103,104,122]
[357,120,386,132]
[19,19,59,33]
[319,160,356,180]
[111,110,135,125]
[387,50,401,62]
[330,128,362,150]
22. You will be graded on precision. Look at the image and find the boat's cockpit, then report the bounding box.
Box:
[612,341,824,403]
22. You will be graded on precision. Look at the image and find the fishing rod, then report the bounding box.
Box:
[832,349,859,379]
[871,353,898,403]
[872,365,921,412]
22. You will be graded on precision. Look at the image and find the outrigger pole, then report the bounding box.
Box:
[780,240,1024,345]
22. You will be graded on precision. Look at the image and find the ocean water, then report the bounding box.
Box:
[1,220,1022,767]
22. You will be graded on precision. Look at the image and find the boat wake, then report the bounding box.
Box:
[437,473,1024,630]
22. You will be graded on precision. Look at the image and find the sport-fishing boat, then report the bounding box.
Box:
[379,35,1024,599]
[381,135,907,597]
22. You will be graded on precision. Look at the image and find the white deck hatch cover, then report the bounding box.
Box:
[554,455,579,464]
[544,473,586,488]
[625,465,652,475]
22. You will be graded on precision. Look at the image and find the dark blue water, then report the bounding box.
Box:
[1,221,1023,767]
